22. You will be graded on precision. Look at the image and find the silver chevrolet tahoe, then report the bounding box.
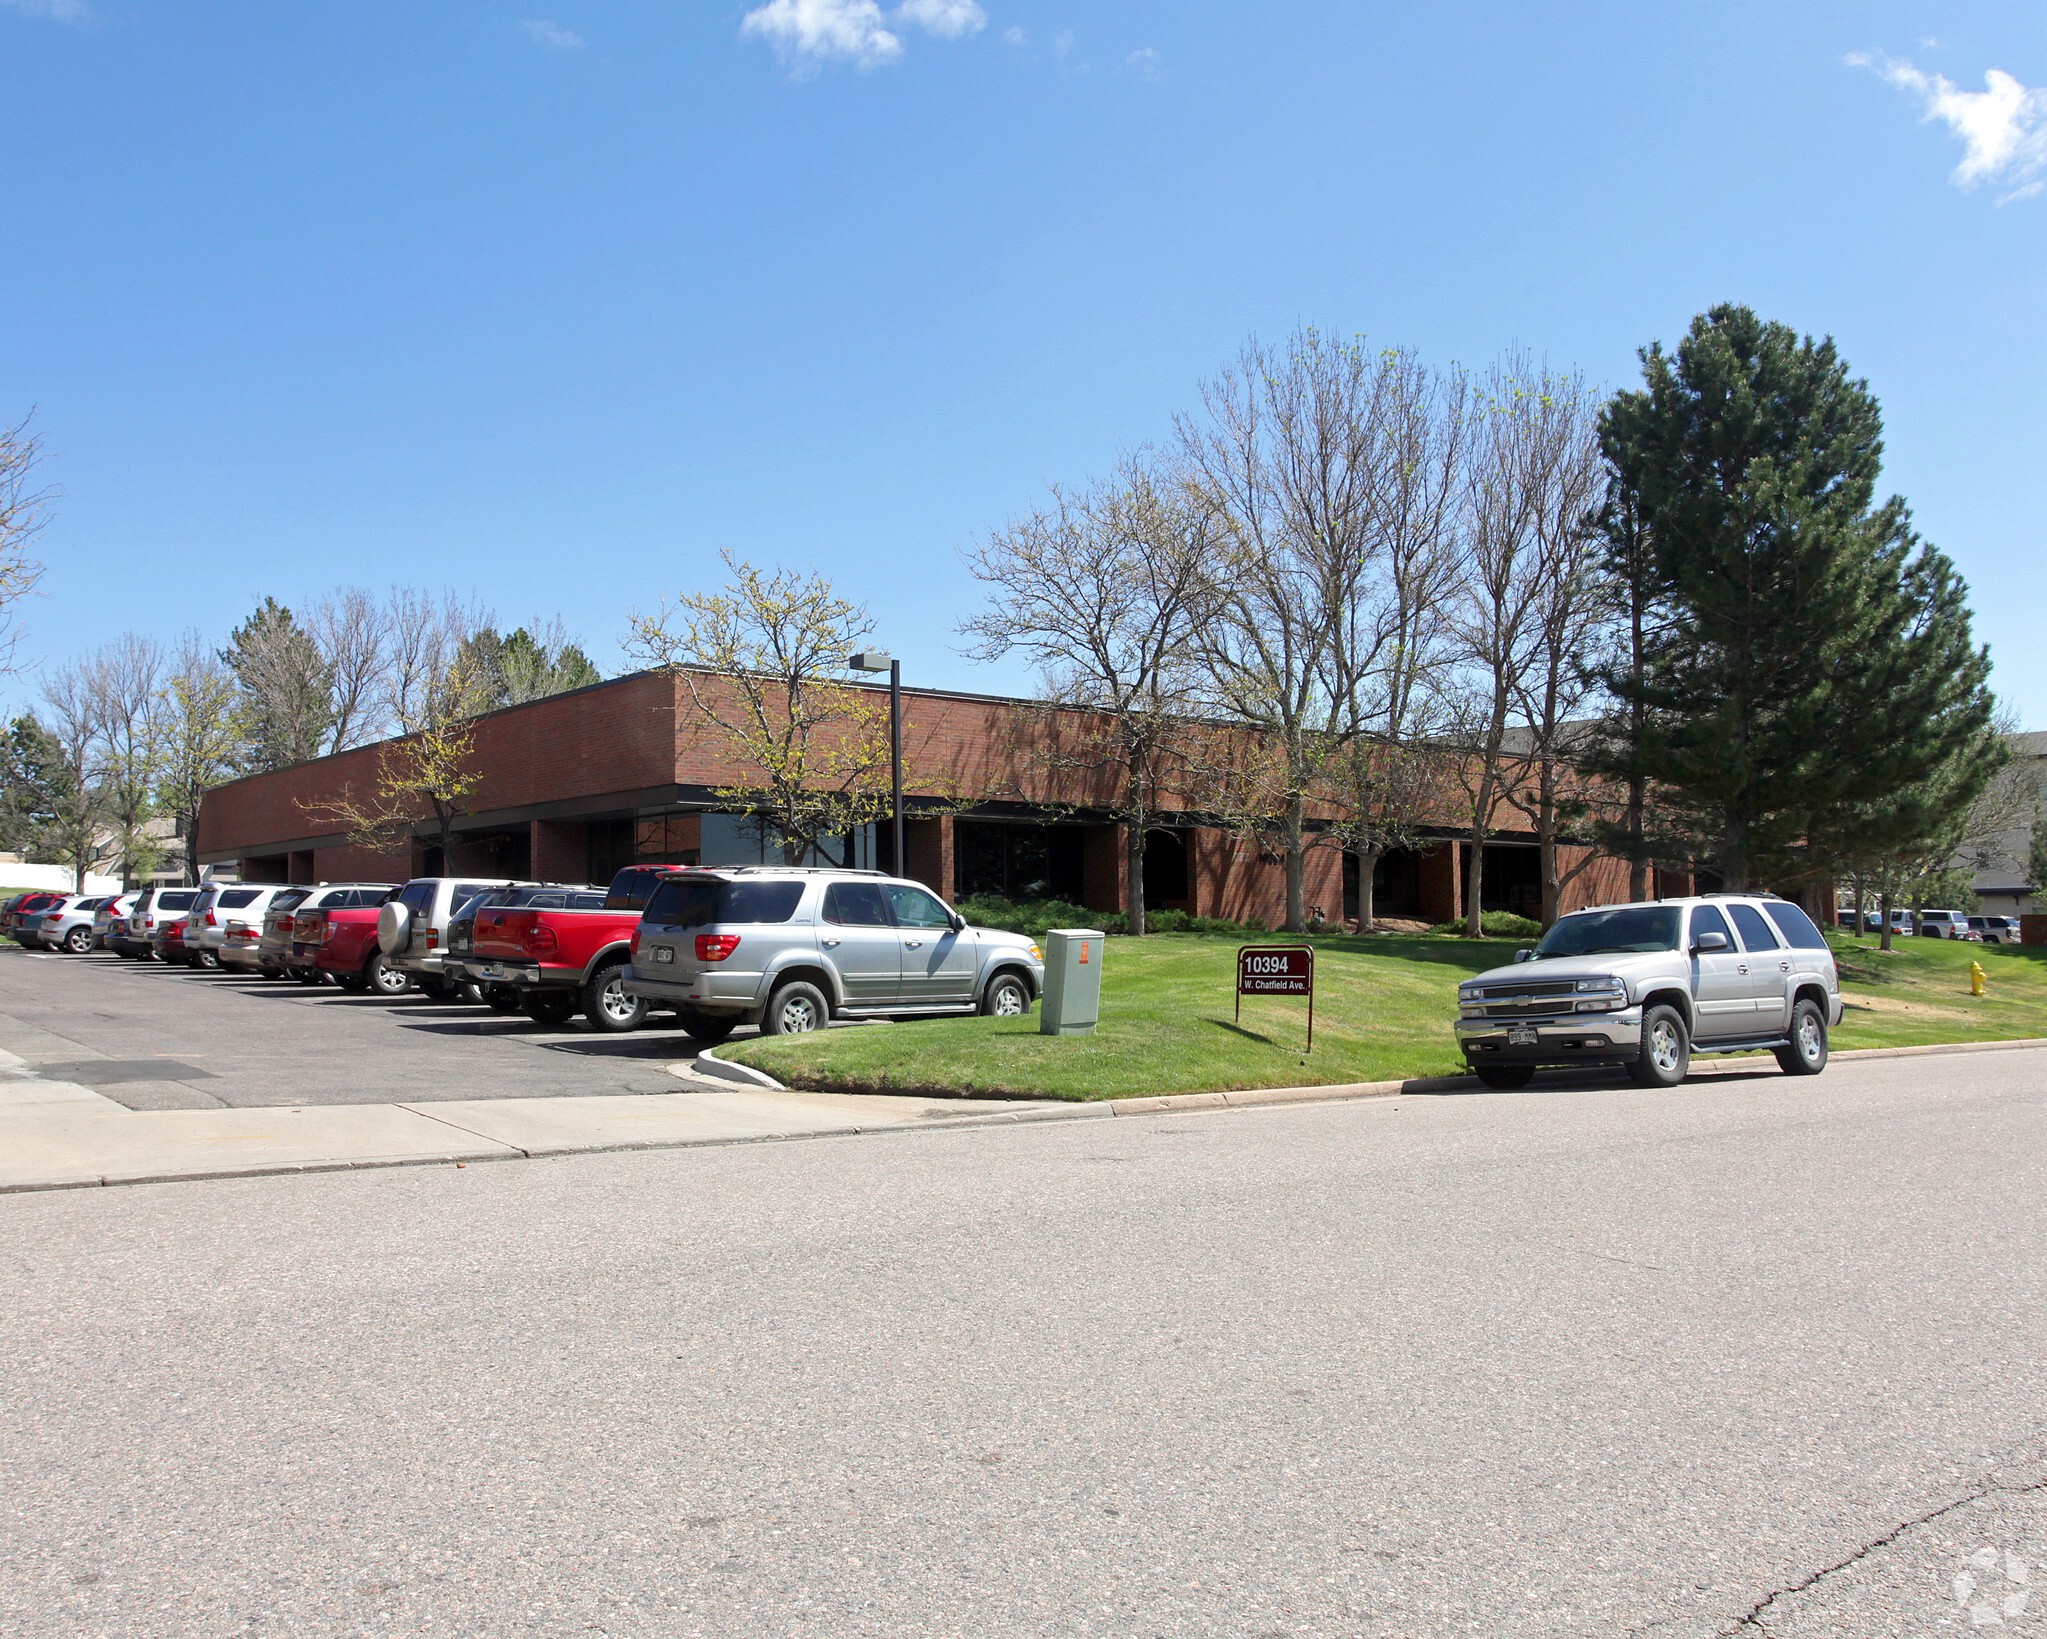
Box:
[1454,895,1843,1090]
[622,866,1046,1042]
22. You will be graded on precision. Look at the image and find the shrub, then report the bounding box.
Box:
[1425,910,1544,939]
[955,894,1124,939]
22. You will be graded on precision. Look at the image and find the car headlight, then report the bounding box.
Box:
[1028,943,1043,961]
[1458,984,1484,1003]
[1574,977,1625,993]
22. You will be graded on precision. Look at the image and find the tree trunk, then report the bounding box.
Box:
[1879,890,1894,952]
[1538,824,1560,930]
[1355,844,1379,932]
[1125,818,1148,938]
[1282,792,1306,934]
[1626,773,1647,902]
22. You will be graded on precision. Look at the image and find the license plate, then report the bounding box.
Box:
[1507,1025,1538,1047]
[652,946,674,963]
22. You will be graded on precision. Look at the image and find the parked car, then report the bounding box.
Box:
[1888,908,1916,936]
[120,887,200,960]
[455,884,645,1029]
[1915,909,1971,940]
[377,878,538,999]
[297,894,410,995]
[188,885,294,969]
[1968,914,2023,945]
[93,893,140,951]
[153,910,195,966]
[259,883,396,982]
[622,866,1044,1041]
[218,917,267,970]
[3,892,66,943]
[604,865,694,911]
[22,895,110,952]
[1454,894,1843,1090]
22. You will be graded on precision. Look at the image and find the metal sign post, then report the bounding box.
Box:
[1235,943,1316,1051]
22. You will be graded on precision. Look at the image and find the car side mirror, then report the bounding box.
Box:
[1512,948,1532,963]
[948,912,966,932]
[1692,930,1729,953]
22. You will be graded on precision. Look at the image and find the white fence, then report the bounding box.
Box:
[0,865,126,895]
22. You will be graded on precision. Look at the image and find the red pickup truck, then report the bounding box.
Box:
[458,885,649,1031]
[296,901,412,997]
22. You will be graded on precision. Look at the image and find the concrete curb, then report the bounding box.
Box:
[687,1048,786,1091]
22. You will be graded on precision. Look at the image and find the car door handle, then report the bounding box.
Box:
[1737,964,1748,975]
[1779,960,1790,971]
[904,939,923,949]
[821,938,841,947]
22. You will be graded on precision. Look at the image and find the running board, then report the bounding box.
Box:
[1695,1035,1792,1054]
[836,1004,977,1018]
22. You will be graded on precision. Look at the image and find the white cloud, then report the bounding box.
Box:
[1125,46,1161,81]
[740,0,983,73]
[895,0,985,40]
[0,0,98,27]
[1851,51,2047,203]
[1002,24,1024,45]
[1052,28,1072,59]
[519,18,583,49]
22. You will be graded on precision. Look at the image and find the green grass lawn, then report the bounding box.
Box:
[722,928,2047,1102]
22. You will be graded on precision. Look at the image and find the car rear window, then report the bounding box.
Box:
[1763,902,1829,949]
[158,891,197,910]
[398,881,438,913]
[644,877,805,927]
[272,889,311,914]
[605,867,682,911]
[218,888,261,908]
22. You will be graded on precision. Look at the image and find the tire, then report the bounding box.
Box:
[293,966,325,986]
[979,971,1032,1018]
[582,963,649,1033]
[364,953,412,998]
[194,949,221,970]
[522,990,577,1027]
[1628,1004,1691,1088]
[1774,997,1829,1076]
[336,972,370,993]
[761,980,829,1037]
[483,983,523,1014]
[674,1007,737,1044]
[415,974,454,1001]
[63,926,92,955]
[1473,1063,1536,1090]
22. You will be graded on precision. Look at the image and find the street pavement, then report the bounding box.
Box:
[0,945,727,1107]
[3,1047,2044,1637]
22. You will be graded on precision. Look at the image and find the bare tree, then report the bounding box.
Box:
[383,588,490,734]
[961,457,1214,933]
[1177,329,1392,932]
[0,412,51,674]
[158,633,248,884]
[626,553,891,864]
[1446,355,1604,934]
[38,662,112,891]
[308,587,391,753]
[82,634,167,884]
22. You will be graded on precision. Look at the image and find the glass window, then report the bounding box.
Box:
[399,881,437,913]
[570,891,607,909]
[1764,902,1830,949]
[1533,905,1680,957]
[1728,903,1780,951]
[1689,905,1733,947]
[218,888,260,908]
[888,885,954,929]
[527,892,566,909]
[272,889,311,914]
[824,882,893,927]
[158,891,197,910]
[644,877,806,928]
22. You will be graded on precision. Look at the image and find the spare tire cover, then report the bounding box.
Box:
[377,898,413,956]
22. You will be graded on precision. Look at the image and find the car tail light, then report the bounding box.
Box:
[204,909,217,926]
[696,934,741,962]
[629,929,641,956]
[523,924,557,956]
[426,928,439,949]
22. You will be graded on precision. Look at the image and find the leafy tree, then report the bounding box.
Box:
[158,634,249,883]
[223,597,332,771]
[1590,304,1998,894]
[0,713,76,861]
[458,621,602,712]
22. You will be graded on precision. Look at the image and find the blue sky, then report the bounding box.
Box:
[4,1,2044,721]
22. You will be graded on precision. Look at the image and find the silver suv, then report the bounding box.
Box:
[1454,895,1843,1090]
[623,867,1045,1042]
[378,877,537,998]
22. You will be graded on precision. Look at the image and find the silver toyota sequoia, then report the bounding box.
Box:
[1454,895,1842,1090]
[622,866,1046,1042]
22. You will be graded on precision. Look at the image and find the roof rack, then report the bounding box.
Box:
[718,864,890,877]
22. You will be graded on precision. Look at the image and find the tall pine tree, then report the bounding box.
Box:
[1590,304,1997,892]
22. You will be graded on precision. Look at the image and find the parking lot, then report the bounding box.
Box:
[0,946,725,1109]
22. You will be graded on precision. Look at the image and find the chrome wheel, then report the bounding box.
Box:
[987,977,1027,1016]
[599,975,637,1024]
[368,957,411,997]
[774,991,822,1034]
[1647,1018,1683,1075]
[1796,1012,1822,1061]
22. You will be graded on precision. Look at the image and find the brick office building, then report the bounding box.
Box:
[193,669,1641,926]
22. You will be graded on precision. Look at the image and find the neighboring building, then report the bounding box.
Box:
[1966,730,2047,916]
[193,669,1649,927]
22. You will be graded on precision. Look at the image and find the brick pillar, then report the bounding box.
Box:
[1082,825,1125,915]
[1304,846,1343,926]
[904,814,953,899]
[531,820,586,884]
[1417,842,1460,924]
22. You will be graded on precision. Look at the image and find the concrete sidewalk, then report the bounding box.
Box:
[0,1050,1088,1193]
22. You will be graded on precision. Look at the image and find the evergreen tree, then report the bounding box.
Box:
[0,713,75,859]
[1589,304,1998,892]
[223,597,332,770]
[456,623,601,711]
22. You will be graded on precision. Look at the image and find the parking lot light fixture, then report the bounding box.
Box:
[847,652,903,878]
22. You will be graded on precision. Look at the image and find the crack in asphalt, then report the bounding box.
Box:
[1718,1465,2047,1636]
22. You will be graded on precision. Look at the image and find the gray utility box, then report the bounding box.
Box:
[1040,928,1105,1036]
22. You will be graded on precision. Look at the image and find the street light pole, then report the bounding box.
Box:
[848,652,903,878]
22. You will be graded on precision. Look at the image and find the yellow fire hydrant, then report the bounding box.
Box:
[1970,959,1987,997]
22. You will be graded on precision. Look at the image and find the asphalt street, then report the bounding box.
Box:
[3,1046,2044,1637]
[0,946,722,1107]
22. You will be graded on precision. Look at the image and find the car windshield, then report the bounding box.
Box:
[1533,905,1681,958]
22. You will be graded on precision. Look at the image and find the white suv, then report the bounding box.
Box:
[1914,909,1970,939]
